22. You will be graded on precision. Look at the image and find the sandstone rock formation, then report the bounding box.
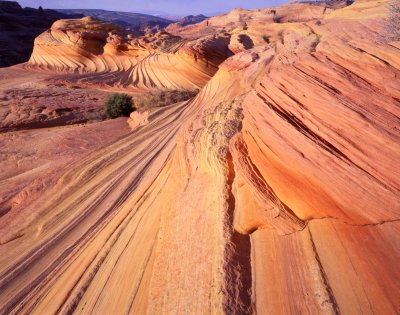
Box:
[165,0,349,39]
[0,0,399,314]
[28,17,233,90]
[127,110,149,129]
[165,14,208,33]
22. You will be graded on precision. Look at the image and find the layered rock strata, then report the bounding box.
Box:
[28,17,233,90]
[0,0,399,314]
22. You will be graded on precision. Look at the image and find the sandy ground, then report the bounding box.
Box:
[0,65,131,217]
[0,66,117,131]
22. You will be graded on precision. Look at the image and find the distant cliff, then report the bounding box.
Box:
[55,9,173,35]
[0,1,81,67]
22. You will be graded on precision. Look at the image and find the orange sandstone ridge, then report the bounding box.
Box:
[27,16,233,90]
[0,0,399,314]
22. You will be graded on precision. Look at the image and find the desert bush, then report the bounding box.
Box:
[105,93,135,118]
[384,0,400,42]
[134,89,198,110]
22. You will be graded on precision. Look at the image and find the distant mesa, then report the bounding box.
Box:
[0,0,21,12]
[54,9,174,35]
[177,14,208,26]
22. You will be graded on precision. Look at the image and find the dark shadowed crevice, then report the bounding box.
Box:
[223,152,254,315]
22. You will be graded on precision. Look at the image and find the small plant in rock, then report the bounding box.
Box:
[105,93,135,118]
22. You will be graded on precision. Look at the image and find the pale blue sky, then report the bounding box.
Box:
[15,0,288,15]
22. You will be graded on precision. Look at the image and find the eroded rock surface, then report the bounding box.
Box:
[28,17,233,90]
[0,0,399,314]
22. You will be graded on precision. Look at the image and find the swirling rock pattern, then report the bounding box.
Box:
[0,0,399,314]
[28,17,233,90]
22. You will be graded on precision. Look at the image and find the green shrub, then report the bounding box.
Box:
[105,93,135,118]
[134,89,198,110]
